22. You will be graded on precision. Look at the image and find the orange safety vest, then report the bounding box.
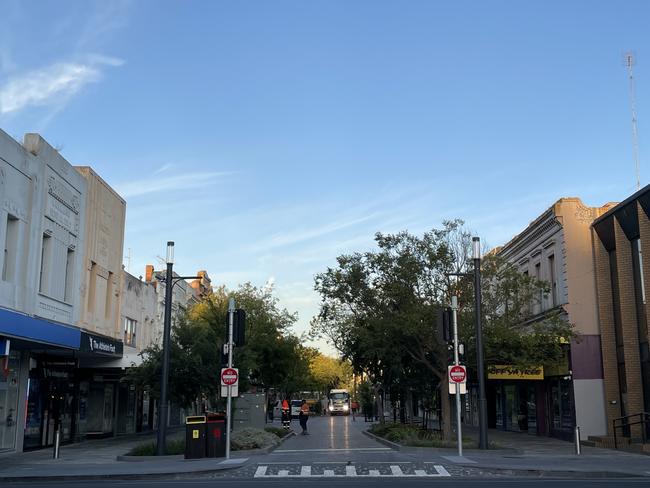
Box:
[282,400,289,411]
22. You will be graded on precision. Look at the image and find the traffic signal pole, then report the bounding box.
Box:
[451,295,463,457]
[225,298,235,459]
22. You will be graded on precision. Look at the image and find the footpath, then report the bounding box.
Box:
[366,421,650,478]
[0,428,248,481]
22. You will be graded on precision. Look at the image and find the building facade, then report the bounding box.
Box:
[0,131,88,452]
[477,198,614,440]
[592,185,650,444]
[74,166,127,439]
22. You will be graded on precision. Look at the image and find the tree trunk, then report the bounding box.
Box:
[440,376,452,441]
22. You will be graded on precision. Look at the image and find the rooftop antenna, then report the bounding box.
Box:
[125,247,132,273]
[624,51,641,190]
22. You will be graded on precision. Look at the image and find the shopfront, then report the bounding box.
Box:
[489,365,546,435]
[24,356,78,450]
[76,331,124,438]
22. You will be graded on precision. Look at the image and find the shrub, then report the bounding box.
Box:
[231,427,280,451]
[127,438,185,456]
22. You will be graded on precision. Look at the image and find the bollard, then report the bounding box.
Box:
[53,428,61,459]
[574,426,581,455]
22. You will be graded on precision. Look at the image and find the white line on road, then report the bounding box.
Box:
[254,464,452,478]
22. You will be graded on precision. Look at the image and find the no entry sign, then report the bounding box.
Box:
[449,365,467,384]
[221,367,239,386]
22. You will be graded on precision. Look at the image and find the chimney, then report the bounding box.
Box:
[145,264,154,282]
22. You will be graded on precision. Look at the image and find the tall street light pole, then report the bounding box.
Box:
[157,241,175,456]
[473,237,488,450]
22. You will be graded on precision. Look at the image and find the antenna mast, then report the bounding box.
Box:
[625,52,641,190]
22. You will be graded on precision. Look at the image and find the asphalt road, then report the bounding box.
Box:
[7,479,650,488]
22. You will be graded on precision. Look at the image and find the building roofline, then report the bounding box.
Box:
[592,183,650,226]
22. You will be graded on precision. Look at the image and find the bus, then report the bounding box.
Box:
[327,389,350,416]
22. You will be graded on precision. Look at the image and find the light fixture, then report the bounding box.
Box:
[166,241,174,264]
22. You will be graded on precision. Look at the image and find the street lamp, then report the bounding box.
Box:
[473,237,488,450]
[156,242,201,456]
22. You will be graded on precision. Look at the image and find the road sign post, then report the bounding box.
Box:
[450,295,463,457]
[225,298,235,459]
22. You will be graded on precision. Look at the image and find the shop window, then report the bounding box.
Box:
[2,215,19,283]
[124,317,137,347]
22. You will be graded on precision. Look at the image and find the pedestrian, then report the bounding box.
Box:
[281,398,291,429]
[299,399,310,435]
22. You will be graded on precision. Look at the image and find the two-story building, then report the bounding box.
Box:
[480,197,614,440]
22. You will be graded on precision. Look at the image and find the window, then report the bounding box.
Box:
[548,254,557,306]
[105,271,114,319]
[534,262,542,312]
[87,262,97,312]
[124,317,137,347]
[64,248,74,303]
[39,233,51,294]
[2,215,19,282]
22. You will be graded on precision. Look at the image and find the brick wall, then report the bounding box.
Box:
[613,218,644,437]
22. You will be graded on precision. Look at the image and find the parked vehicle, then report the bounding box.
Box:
[328,389,350,415]
[290,399,303,419]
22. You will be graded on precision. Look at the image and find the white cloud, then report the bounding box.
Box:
[115,171,232,199]
[0,56,123,115]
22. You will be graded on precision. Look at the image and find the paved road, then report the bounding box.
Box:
[9,479,650,487]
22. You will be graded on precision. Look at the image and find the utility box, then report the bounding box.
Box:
[233,393,266,430]
[205,412,226,458]
[185,416,207,459]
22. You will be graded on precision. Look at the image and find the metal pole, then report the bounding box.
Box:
[53,427,61,459]
[451,295,463,457]
[225,298,235,459]
[156,242,174,456]
[473,237,488,450]
[574,426,581,455]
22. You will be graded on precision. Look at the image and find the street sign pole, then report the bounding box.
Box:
[451,295,463,457]
[226,298,235,459]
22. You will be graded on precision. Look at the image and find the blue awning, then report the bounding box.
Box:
[0,307,80,349]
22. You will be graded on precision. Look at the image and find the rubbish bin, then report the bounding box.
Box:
[185,415,207,459]
[206,412,227,458]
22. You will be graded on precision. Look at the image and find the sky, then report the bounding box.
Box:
[1,1,648,354]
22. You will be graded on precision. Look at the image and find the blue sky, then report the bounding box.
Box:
[1,1,648,353]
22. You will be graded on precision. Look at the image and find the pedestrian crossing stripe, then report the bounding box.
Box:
[254,464,451,478]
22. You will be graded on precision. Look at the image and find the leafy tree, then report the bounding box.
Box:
[130,282,313,411]
[309,353,353,392]
[311,221,574,440]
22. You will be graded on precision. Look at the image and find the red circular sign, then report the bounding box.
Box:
[221,368,238,385]
[449,365,466,383]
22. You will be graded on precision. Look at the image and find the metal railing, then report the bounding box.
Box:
[613,412,650,449]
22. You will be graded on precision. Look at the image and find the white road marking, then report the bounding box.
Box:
[254,464,452,478]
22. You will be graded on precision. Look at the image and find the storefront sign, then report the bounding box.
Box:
[80,332,123,357]
[487,364,544,380]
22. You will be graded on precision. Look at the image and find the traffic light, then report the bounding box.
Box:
[436,307,451,344]
[233,309,246,347]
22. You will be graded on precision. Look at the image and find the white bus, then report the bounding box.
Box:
[327,389,350,416]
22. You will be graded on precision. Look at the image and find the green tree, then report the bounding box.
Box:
[311,221,574,440]
[309,353,353,392]
[130,282,313,410]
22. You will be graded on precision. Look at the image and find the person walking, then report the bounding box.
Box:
[299,399,310,435]
[281,398,291,429]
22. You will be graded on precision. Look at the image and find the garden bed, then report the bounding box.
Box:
[368,422,499,449]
